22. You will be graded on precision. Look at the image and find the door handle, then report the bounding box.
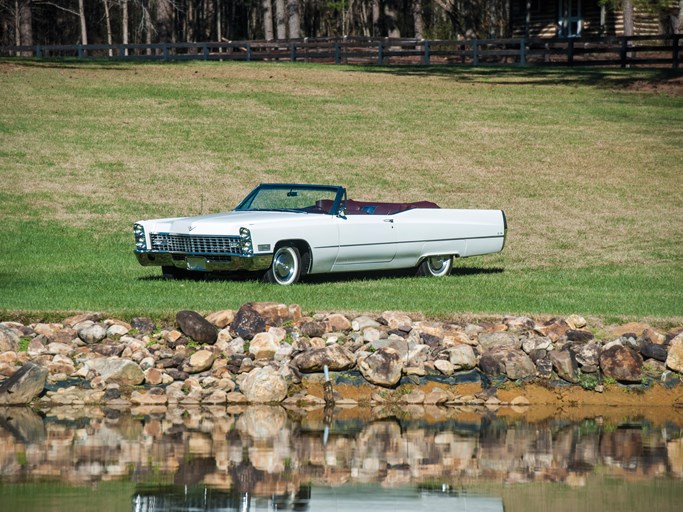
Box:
[383,219,394,223]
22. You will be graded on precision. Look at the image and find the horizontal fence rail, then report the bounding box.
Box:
[1,35,680,68]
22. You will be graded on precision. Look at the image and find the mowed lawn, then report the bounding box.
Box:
[0,60,681,322]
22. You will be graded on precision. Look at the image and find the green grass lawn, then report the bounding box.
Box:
[0,60,681,322]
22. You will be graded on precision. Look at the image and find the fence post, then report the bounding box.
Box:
[34,45,41,58]
[519,38,526,66]
[673,34,680,70]
[472,39,479,65]
[77,44,84,58]
[163,44,169,62]
[620,37,628,68]
[290,42,296,62]
[203,43,209,60]
[567,39,574,66]
[247,44,252,62]
[423,40,430,65]
[378,41,383,65]
[335,42,340,64]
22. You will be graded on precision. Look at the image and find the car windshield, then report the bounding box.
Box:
[235,185,342,214]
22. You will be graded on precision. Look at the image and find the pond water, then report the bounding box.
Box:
[1,404,682,512]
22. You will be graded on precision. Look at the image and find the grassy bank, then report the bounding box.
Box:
[0,60,681,321]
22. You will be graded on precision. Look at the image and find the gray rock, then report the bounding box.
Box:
[230,304,267,340]
[434,359,454,375]
[370,337,408,359]
[447,344,477,370]
[599,345,643,383]
[535,357,554,379]
[292,344,356,373]
[300,321,326,338]
[352,316,381,331]
[571,340,601,368]
[641,342,668,362]
[566,330,594,342]
[130,317,156,335]
[0,362,48,405]
[176,310,218,344]
[0,325,19,352]
[521,335,553,354]
[86,358,145,386]
[358,347,403,387]
[550,350,579,383]
[78,324,107,344]
[479,347,536,380]
[479,332,521,351]
[239,366,287,403]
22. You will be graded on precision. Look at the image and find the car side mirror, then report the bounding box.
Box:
[337,205,347,219]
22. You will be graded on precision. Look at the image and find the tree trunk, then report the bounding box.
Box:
[18,0,32,52]
[677,0,683,34]
[287,0,300,39]
[122,0,129,54]
[78,0,88,45]
[275,0,286,39]
[262,0,274,40]
[413,0,424,39]
[103,0,112,55]
[216,0,222,41]
[622,0,633,37]
[372,0,381,37]
[156,0,174,42]
[143,0,152,53]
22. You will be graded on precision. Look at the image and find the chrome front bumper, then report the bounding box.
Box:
[135,251,273,272]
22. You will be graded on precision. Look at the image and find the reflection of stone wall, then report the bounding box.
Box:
[1,406,682,493]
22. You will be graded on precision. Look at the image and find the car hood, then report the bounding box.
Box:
[139,210,305,236]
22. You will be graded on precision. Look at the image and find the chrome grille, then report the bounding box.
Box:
[149,233,243,255]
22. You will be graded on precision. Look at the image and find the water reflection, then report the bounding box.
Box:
[1,405,682,512]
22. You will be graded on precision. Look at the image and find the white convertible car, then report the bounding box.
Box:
[133,183,507,285]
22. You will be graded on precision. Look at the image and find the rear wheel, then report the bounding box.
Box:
[264,245,302,285]
[416,256,453,277]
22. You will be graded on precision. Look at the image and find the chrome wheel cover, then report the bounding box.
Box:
[273,248,296,284]
[427,256,451,276]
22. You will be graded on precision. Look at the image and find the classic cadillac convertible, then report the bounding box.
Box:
[133,183,507,285]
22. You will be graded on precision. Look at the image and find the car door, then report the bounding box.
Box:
[332,214,397,268]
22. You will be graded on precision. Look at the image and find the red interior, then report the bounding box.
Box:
[316,199,440,215]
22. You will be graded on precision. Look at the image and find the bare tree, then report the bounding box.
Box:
[121,0,129,52]
[18,0,32,50]
[287,0,299,39]
[413,0,424,39]
[262,0,273,40]
[156,0,173,42]
[677,0,683,33]
[274,0,285,39]
[78,0,87,44]
[103,0,112,54]
[623,0,633,36]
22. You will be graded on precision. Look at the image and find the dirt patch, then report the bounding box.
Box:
[303,379,683,416]
[626,75,683,95]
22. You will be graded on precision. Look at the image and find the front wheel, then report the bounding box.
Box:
[264,245,302,285]
[416,256,453,277]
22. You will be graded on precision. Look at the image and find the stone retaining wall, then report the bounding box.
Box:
[0,302,682,406]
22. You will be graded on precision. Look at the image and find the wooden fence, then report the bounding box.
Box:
[1,35,680,69]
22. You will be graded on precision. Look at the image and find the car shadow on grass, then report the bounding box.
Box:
[138,267,504,284]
